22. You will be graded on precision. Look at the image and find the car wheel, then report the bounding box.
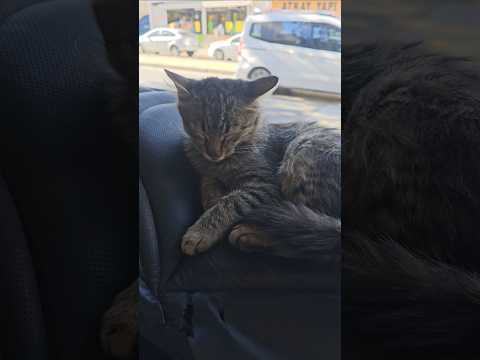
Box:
[214,49,224,61]
[170,46,179,56]
[248,67,271,80]
[187,51,194,57]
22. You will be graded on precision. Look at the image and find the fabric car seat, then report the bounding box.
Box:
[0,1,137,359]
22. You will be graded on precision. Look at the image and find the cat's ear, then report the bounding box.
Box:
[165,69,194,99]
[245,76,279,100]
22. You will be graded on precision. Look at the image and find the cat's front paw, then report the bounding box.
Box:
[181,227,221,255]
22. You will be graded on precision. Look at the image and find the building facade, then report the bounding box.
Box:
[139,1,341,37]
[270,1,341,17]
[139,1,255,36]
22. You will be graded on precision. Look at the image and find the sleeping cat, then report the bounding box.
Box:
[100,71,341,358]
[165,70,341,259]
[168,40,480,358]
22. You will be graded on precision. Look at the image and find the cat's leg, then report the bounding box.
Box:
[182,183,279,255]
[201,176,227,210]
[229,224,272,250]
[229,201,340,260]
[100,280,138,359]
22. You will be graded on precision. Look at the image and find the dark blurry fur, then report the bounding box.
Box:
[92,0,137,149]
[91,0,138,358]
[342,42,480,359]
[166,70,340,260]
[99,282,138,359]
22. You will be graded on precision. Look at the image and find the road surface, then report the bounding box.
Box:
[139,65,341,128]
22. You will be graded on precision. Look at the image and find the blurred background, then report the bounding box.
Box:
[343,0,480,60]
[139,0,342,128]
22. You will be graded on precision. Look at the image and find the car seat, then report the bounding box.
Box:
[0,0,137,359]
[138,89,340,360]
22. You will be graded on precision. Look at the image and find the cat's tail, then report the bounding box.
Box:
[233,202,480,356]
[230,201,340,262]
[343,232,480,358]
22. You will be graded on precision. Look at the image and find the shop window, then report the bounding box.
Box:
[167,9,202,34]
[139,15,150,35]
[207,7,247,35]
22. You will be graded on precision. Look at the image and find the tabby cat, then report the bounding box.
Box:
[165,70,341,260]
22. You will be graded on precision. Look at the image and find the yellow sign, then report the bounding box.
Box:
[235,21,244,33]
[271,1,341,18]
[194,20,201,33]
[225,20,234,34]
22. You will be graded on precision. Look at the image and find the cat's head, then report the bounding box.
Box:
[165,70,278,162]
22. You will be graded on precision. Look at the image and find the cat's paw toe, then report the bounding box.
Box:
[229,225,271,251]
[182,229,217,255]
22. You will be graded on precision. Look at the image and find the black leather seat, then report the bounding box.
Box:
[139,90,340,360]
[0,1,137,359]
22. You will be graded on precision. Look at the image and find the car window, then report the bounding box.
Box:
[311,23,341,52]
[250,21,309,46]
[231,37,240,44]
[250,21,340,52]
[161,31,175,36]
[148,31,161,37]
[178,30,194,37]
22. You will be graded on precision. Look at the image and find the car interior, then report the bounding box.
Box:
[0,0,339,359]
[138,88,340,359]
[0,1,137,358]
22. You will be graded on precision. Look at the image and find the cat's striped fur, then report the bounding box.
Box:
[166,70,340,260]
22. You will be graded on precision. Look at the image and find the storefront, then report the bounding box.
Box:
[206,6,247,35]
[148,1,253,37]
[166,8,203,33]
[271,0,341,17]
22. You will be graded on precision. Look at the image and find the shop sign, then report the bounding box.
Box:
[271,1,341,17]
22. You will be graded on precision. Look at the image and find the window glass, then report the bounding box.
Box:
[206,6,247,35]
[250,21,341,52]
[250,22,307,46]
[312,23,341,52]
[167,8,202,34]
[251,22,262,38]
[161,31,175,36]
[250,21,311,46]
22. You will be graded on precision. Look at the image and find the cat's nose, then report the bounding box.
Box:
[206,139,223,160]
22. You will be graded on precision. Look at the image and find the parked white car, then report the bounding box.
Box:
[207,34,242,61]
[236,11,341,94]
[139,28,199,57]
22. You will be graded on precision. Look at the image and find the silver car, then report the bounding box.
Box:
[139,28,199,57]
[207,34,241,61]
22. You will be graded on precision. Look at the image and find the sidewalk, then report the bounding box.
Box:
[139,54,238,75]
